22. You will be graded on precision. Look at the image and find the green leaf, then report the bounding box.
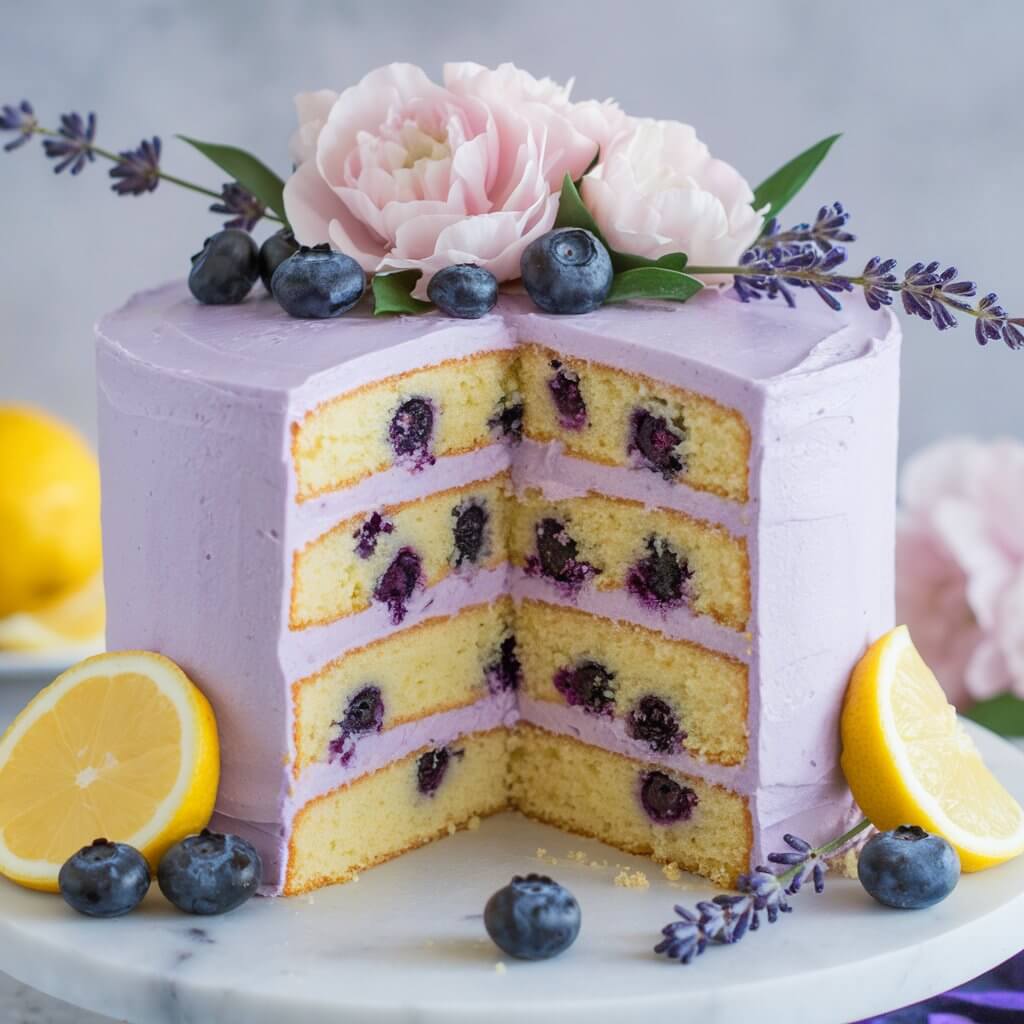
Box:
[752,133,842,223]
[554,173,605,238]
[612,250,688,274]
[371,271,433,315]
[554,174,689,275]
[964,694,1024,737]
[177,135,289,223]
[605,267,703,305]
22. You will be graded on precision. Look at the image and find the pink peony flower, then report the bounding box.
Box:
[581,118,764,277]
[896,437,1024,708]
[283,62,620,297]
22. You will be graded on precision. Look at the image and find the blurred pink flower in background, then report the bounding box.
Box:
[896,437,1024,709]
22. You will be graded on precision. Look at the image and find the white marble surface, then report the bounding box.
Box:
[0,660,1022,1024]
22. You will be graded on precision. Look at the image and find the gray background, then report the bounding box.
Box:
[1,0,1022,458]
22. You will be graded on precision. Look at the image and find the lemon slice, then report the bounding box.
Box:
[0,573,105,652]
[841,625,1024,871]
[0,651,219,891]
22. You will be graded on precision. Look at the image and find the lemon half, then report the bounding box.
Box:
[841,625,1024,871]
[0,651,219,891]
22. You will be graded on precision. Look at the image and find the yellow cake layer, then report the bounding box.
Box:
[510,488,750,631]
[292,599,515,777]
[517,344,749,502]
[517,600,748,765]
[291,473,511,629]
[292,350,517,501]
[511,725,750,887]
[291,345,751,505]
[285,729,511,895]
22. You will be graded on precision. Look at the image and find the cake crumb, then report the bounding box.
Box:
[614,868,650,889]
[829,847,861,879]
[534,846,558,865]
[446,823,457,836]
[566,850,587,863]
[494,962,507,975]
[661,862,683,881]
[467,815,481,831]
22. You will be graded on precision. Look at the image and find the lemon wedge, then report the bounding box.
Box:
[0,573,105,652]
[0,651,219,891]
[841,625,1024,871]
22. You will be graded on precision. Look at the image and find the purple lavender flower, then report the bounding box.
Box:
[109,137,161,195]
[209,181,266,231]
[0,100,37,152]
[734,242,852,310]
[974,292,1024,351]
[654,824,865,965]
[860,256,899,310]
[898,262,976,330]
[732,210,1023,351]
[42,112,96,175]
[760,201,855,253]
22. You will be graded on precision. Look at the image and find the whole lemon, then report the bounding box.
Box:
[0,405,102,617]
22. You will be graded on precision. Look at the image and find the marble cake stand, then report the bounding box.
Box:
[0,721,1022,1024]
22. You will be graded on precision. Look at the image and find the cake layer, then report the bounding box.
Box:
[511,488,750,631]
[291,473,512,629]
[285,728,510,895]
[292,599,517,777]
[517,599,747,766]
[292,349,518,501]
[518,343,750,502]
[511,724,750,887]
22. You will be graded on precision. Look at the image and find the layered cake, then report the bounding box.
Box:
[96,284,899,894]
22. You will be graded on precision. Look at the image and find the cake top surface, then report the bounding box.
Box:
[97,281,896,396]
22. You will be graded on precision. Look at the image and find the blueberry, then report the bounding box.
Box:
[627,536,693,610]
[417,747,455,796]
[857,825,960,910]
[536,517,578,579]
[547,360,587,430]
[528,517,600,595]
[488,395,524,444]
[188,229,260,305]
[553,660,616,715]
[452,500,488,567]
[329,685,385,764]
[352,511,394,559]
[271,244,366,319]
[640,771,698,824]
[484,874,581,960]
[373,547,423,624]
[157,830,262,915]
[389,397,435,469]
[627,695,685,753]
[520,228,613,315]
[630,408,686,480]
[485,635,522,694]
[58,838,150,918]
[258,228,299,291]
[427,264,499,319]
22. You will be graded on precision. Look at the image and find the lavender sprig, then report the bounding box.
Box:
[109,137,162,196]
[759,201,855,253]
[42,111,97,175]
[0,101,37,152]
[0,99,282,226]
[688,213,1023,351]
[209,181,266,231]
[655,819,869,965]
